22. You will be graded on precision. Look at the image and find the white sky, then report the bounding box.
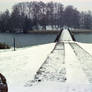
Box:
[0,0,92,12]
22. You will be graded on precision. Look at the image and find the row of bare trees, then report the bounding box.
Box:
[0,1,92,33]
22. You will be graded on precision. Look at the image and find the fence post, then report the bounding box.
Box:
[13,37,16,51]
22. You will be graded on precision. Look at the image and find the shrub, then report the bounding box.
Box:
[0,43,10,49]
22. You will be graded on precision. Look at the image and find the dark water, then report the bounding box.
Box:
[0,33,92,48]
[0,33,57,48]
[74,33,92,43]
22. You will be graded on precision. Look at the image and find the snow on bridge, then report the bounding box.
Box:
[26,29,92,87]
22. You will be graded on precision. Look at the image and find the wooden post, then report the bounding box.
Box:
[13,38,16,51]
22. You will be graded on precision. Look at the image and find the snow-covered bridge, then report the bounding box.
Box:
[26,29,92,87]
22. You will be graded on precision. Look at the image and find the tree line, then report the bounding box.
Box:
[0,1,92,33]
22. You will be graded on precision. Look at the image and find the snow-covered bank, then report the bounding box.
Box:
[0,43,55,91]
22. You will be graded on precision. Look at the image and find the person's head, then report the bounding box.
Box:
[0,73,8,92]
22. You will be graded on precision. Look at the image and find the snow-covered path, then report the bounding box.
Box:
[27,29,91,86]
[65,43,89,84]
[27,42,91,86]
[70,42,92,83]
[27,42,66,85]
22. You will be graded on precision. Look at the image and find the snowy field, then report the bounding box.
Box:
[1,29,92,92]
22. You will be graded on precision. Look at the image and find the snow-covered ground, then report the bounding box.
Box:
[1,29,92,92]
[0,43,55,91]
[8,42,92,92]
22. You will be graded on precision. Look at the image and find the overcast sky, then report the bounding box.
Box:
[0,0,92,12]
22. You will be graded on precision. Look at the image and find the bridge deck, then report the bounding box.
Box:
[27,29,92,86]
